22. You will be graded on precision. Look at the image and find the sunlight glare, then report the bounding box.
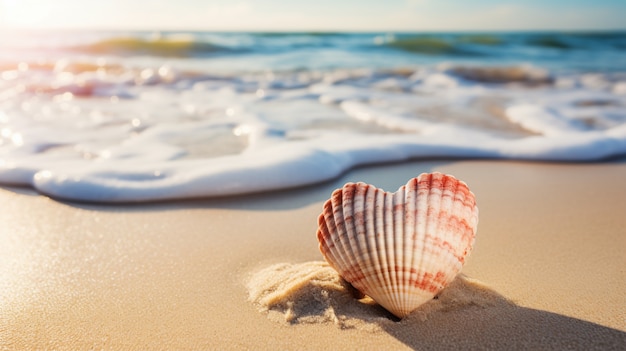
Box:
[1,0,90,29]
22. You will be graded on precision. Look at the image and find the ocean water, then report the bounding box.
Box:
[0,30,625,202]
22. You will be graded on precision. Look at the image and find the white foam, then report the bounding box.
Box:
[505,104,588,136]
[14,122,623,202]
[340,100,434,132]
[1,63,625,202]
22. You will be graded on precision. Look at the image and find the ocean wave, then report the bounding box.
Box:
[527,35,574,50]
[384,35,505,56]
[71,36,231,57]
[383,32,626,58]
[2,30,625,202]
[385,36,475,56]
[1,61,625,202]
[455,35,503,46]
[5,30,624,69]
[526,32,626,50]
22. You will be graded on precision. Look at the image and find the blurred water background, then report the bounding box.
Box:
[0,30,625,201]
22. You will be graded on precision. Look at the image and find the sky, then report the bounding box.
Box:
[0,0,625,31]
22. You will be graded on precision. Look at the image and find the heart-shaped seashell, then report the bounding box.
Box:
[316,172,478,318]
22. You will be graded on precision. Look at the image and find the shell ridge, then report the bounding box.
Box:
[362,185,386,303]
[413,173,430,302]
[430,173,449,293]
[392,187,406,315]
[328,187,354,283]
[374,187,393,309]
[466,187,479,265]
[320,199,346,278]
[402,178,418,315]
[409,177,423,312]
[463,183,479,255]
[416,172,437,302]
[411,176,427,311]
[317,212,338,270]
[353,183,375,295]
[318,210,351,278]
[384,189,398,314]
[439,174,460,288]
[453,178,476,284]
[471,204,479,244]
[448,178,474,270]
[333,183,360,290]
[341,183,368,292]
[318,203,345,272]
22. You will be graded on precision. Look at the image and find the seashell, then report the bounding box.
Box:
[316,172,478,318]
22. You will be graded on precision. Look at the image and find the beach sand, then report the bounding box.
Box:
[1,159,625,350]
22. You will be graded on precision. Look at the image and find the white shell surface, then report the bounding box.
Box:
[316,172,479,318]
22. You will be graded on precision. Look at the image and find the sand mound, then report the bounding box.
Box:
[247,261,508,330]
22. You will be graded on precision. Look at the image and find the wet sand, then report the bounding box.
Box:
[1,159,625,350]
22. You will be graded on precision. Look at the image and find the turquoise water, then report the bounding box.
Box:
[2,30,625,72]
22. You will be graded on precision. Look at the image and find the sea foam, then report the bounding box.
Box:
[1,32,625,202]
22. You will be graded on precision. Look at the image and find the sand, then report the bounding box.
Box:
[1,159,625,350]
